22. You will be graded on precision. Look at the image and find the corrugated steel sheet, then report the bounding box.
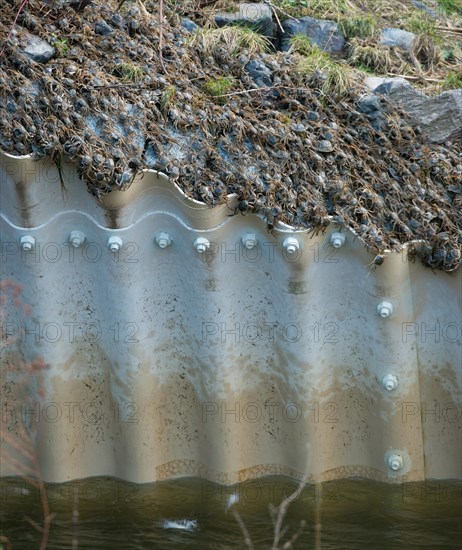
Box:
[1,152,461,484]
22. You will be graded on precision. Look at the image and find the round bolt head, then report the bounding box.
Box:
[283,237,300,255]
[330,232,345,248]
[242,233,257,249]
[20,235,35,251]
[107,236,123,252]
[194,237,210,253]
[388,454,403,471]
[155,232,172,249]
[382,374,398,391]
[377,301,393,318]
[69,230,85,248]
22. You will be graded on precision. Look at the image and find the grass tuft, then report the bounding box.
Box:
[188,26,271,57]
[437,0,462,16]
[202,76,236,103]
[441,70,462,90]
[295,43,354,98]
[114,62,144,82]
[347,39,393,73]
[338,16,379,39]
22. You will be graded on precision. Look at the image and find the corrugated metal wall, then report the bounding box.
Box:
[1,152,461,483]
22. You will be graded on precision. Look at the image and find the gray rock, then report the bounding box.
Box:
[379,28,415,51]
[13,28,55,63]
[181,17,199,33]
[278,16,345,54]
[411,1,437,18]
[364,76,408,91]
[373,80,462,143]
[357,94,382,114]
[357,94,387,131]
[245,59,273,87]
[95,20,114,35]
[315,140,334,153]
[215,3,273,38]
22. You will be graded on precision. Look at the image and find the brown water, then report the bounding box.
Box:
[1,477,461,549]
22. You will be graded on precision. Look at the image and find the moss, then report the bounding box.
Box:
[202,76,236,103]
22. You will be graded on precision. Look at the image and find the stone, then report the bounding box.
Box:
[13,28,55,63]
[357,94,382,114]
[411,1,437,18]
[244,59,273,87]
[373,80,462,144]
[278,16,345,54]
[379,28,415,51]
[215,3,273,38]
[95,20,113,35]
[315,140,334,153]
[181,17,199,33]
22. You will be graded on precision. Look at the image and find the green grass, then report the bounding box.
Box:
[441,70,462,90]
[202,76,236,103]
[53,37,69,56]
[295,43,354,98]
[437,0,462,16]
[338,16,379,39]
[289,34,315,56]
[403,15,438,38]
[114,63,144,82]
[275,0,347,19]
[160,85,177,113]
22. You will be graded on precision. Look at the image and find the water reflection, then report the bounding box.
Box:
[1,477,461,549]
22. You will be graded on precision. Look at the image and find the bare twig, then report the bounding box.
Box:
[72,486,79,549]
[271,477,308,550]
[386,73,444,83]
[263,0,300,22]
[231,509,254,550]
[0,0,30,57]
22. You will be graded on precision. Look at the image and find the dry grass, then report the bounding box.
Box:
[412,33,441,71]
[347,38,393,73]
[294,42,354,98]
[338,15,379,39]
[188,25,271,57]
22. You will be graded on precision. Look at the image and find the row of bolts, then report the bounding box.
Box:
[18,230,394,319]
[19,230,347,253]
[19,228,404,471]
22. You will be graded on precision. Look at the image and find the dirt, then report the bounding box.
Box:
[0,0,461,271]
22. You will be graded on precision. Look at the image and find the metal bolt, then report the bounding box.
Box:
[20,235,35,251]
[382,374,398,391]
[377,301,393,318]
[388,453,403,471]
[283,236,300,255]
[241,233,257,250]
[194,237,210,254]
[107,236,123,252]
[69,230,85,248]
[155,232,172,249]
[330,232,345,248]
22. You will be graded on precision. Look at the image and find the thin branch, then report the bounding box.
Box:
[231,509,254,550]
